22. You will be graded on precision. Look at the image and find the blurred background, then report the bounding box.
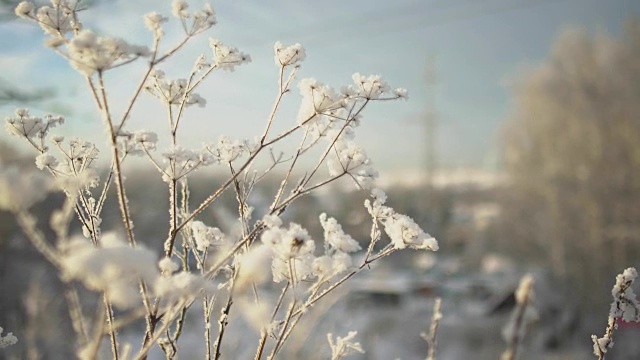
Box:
[1,0,640,359]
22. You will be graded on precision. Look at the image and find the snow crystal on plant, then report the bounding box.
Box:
[155,271,214,304]
[209,38,251,72]
[68,30,149,76]
[145,70,207,107]
[190,220,225,252]
[0,327,17,348]
[274,41,306,66]
[171,0,189,18]
[15,1,34,17]
[206,136,247,163]
[144,11,167,36]
[297,78,343,125]
[159,257,179,275]
[35,153,58,170]
[161,146,214,182]
[350,73,390,100]
[60,233,159,309]
[383,213,438,251]
[235,245,273,290]
[262,214,282,228]
[327,331,364,359]
[0,166,49,211]
[261,223,316,283]
[34,1,76,36]
[319,213,361,253]
[5,108,64,142]
[610,267,640,322]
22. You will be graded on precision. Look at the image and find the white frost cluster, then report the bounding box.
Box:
[209,38,251,72]
[205,136,250,163]
[145,70,207,107]
[319,213,360,253]
[365,189,438,251]
[0,327,18,349]
[61,233,217,309]
[327,139,378,190]
[155,270,215,305]
[0,166,49,211]
[118,130,159,156]
[60,233,160,309]
[5,108,63,141]
[348,73,390,100]
[190,220,225,252]
[327,331,364,359]
[171,0,216,35]
[610,267,640,322]
[160,146,215,182]
[41,138,101,193]
[297,78,344,125]
[261,223,316,283]
[144,11,168,38]
[274,41,306,66]
[592,267,640,357]
[260,216,361,284]
[15,0,78,36]
[67,30,150,76]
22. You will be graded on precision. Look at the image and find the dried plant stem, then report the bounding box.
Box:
[213,293,234,360]
[421,297,442,360]
[502,275,534,360]
[103,293,120,360]
[64,285,89,346]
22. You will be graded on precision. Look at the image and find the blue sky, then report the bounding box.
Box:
[0,0,638,171]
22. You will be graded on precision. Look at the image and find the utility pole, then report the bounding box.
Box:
[424,55,438,187]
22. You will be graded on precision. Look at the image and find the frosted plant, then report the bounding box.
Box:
[592,267,640,360]
[501,274,536,360]
[327,331,365,360]
[0,327,18,349]
[5,0,437,359]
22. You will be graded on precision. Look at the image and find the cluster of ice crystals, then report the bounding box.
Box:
[261,223,315,283]
[171,0,216,34]
[327,139,378,189]
[145,70,206,107]
[0,167,48,211]
[592,267,640,357]
[235,244,273,290]
[118,130,159,156]
[158,257,180,275]
[5,108,64,143]
[67,30,149,76]
[297,78,344,125]
[365,190,438,251]
[610,267,640,322]
[60,233,159,309]
[393,87,409,100]
[327,331,365,359]
[349,73,390,100]
[144,12,168,38]
[319,213,360,253]
[15,0,78,36]
[274,41,306,66]
[161,146,214,182]
[45,138,100,192]
[155,270,215,305]
[205,136,248,163]
[262,214,283,228]
[190,220,225,252]
[0,327,18,349]
[209,38,251,72]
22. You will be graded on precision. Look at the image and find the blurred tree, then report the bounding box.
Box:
[498,20,640,310]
